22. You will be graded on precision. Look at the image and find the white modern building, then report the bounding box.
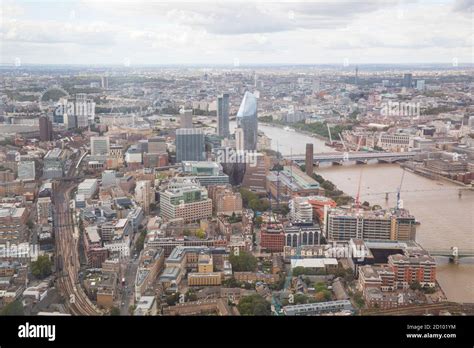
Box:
[289,197,313,223]
[77,179,98,199]
[17,161,36,181]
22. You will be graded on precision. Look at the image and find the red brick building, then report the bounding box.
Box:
[260,224,285,252]
[388,253,436,288]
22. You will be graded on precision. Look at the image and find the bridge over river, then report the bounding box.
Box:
[289,151,417,166]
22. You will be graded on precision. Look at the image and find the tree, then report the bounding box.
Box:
[195,228,206,239]
[314,282,327,292]
[330,266,348,278]
[410,281,422,291]
[229,251,257,272]
[269,274,286,291]
[240,189,269,212]
[186,290,198,302]
[292,266,306,277]
[135,230,146,253]
[26,219,34,229]
[183,229,191,237]
[314,291,327,302]
[237,294,271,316]
[353,291,365,308]
[321,181,336,192]
[128,305,136,315]
[320,290,332,301]
[294,294,308,305]
[31,255,52,279]
[222,277,240,288]
[423,287,436,294]
[253,302,271,315]
[0,300,24,315]
[249,198,259,211]
[166,292,180,306]
[110,307,120,316]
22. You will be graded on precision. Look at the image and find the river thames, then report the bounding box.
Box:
[251,122,474,303]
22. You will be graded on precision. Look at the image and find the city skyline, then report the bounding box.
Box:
[1,0,472,66]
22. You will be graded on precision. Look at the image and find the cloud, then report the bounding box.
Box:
[0,0,471,65]
[1,19,118,45]
[452,0,474,11]
[79,1,401,35]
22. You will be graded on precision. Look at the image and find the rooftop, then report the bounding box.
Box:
[291,258,338,269]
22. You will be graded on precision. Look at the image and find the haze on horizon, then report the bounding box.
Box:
[1,0,472,66]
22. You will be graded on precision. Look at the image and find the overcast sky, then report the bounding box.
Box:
[1,0,472,65]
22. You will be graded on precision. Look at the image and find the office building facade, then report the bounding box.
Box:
[90,136,110,156]
[180,109,193,129]
[217,93,230,138]
[160,184,212,222]
[176,128,205,162]
[39,116,53,142]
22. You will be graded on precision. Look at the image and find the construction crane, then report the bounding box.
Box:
[327,123,333,145]
[339,133,347,151]
[356,136,363,152]
[397,169,406,210]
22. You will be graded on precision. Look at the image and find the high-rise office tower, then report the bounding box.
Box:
[39,115,53,142]
[135,180,154,214]
[236,91,258,151]
[416,80,425,91]
[75,93,95,127]
[180,109,193,128]
[101,76,109,89]
[217,93,230,138]
[176,128,205,162]
[235,127,245,151]
[64,113,77,129]
[305,143,314,177]
[403,73,413,88]
[90,136,110,156]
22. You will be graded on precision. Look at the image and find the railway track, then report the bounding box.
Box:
[53,150,101,316]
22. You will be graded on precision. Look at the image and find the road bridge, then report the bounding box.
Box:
[288,151,417,166]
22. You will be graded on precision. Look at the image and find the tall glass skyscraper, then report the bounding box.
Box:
[403,73,413,88]
[217,93,230,138]
[236,91,258,151]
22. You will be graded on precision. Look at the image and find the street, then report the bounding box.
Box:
[120,257,140,315]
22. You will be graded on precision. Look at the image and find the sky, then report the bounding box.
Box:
[0,0,472,66]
